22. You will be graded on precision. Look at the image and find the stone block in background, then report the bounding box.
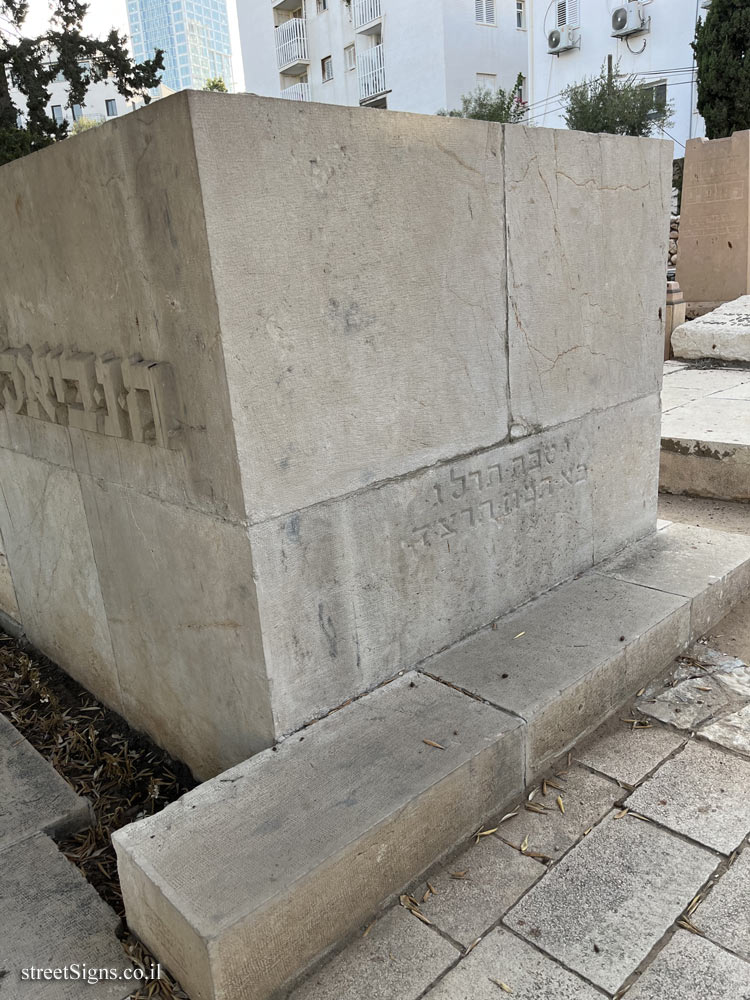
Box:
[0,93,671,776]
[672,295,750,361]
[677,130,750,316]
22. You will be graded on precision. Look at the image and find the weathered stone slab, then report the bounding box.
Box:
[421,572,689,779]
[0,525,19,622]
[113,674,523,1000]
[598,523,750,638]
[0,833,134,998]
[696,848,750,960]
[504,812,716,994]
[416,836,541,947]
[288,906,458,1000]
[575,718,685,786]
[0,712,91,850]
[626,931,750,1000]
[660,367,750,392]
[625,740,750,853]
[495,766,621,860]
[672,296,750,362]
[637,675,730,729]
[423,927,602,1000]
[677,131,750,312]
[505,126,670,433]
[701,705,750,756]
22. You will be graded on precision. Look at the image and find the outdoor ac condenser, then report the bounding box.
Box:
[611,2,648,37]
[548,24,578,53]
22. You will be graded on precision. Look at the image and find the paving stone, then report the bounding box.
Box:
[421,572,690,779]
[504,812,716,994]
[625,740,750,854]
[287,906,459,1000]
[114,673,523,1000]
[701,705,750,757]
[423,927,602,1000]
[626,931,750,1000]
[637,675,730,729]
[496,766,622,860]
[416,836,541,947]
[695,847,750,961]
[575,718,685,786]
[0,712,91,850]
[598,523,750,639]
[0,833,133,999]
[662,368,750,392]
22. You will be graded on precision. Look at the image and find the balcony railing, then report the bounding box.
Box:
[280,81,311,101]
[353,0,382,30]
[275,18,308,72]
[357,43,386,101]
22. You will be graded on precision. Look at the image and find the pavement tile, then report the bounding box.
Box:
[0,713,91,850]
[417,835,541,947]
[423,927,602,1000]
[287,906,459,1000]
[575,718,685,786]
[0,833,133,999]
[700,706,750,757]
[637,676,730,729]
[625,740,750,853]
[504,812,716,994]
[626,931,750,1000]
[496,765,622,860]
[695,847,750,961]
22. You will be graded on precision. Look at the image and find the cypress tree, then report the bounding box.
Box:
[693,0,750,139]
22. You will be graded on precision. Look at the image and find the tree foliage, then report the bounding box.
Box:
[561,62,673,137]
[0,0,163,165]
[438,74,527,123]
[693,0,750,139]
[203,76,227,92]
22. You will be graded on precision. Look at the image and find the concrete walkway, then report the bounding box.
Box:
[285,497,750,1000]
[660,361,750,501]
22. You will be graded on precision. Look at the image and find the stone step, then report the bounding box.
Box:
[0,712,91,850]
[113,522,750,1000]
[1,833,135,998]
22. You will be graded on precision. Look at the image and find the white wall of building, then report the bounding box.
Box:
[526,0,706,150]
[237,0,528,116]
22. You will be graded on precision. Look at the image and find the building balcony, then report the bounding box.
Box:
[357,43,386,102]
[273,0,301,9]
[275,18,309,75]
[353,0,382,32]
[280,81,311,101]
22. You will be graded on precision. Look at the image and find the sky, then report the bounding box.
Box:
[18,0,245,90]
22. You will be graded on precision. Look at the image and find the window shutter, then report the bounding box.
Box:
[567,0,579,25]
[557,1,567,26]
[475,0,485,22]
[485,0,496,24]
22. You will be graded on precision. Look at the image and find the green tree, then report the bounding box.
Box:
[438,74,527,123]
[561,62,673,137]
[693,0,750,139]
[203,76,227,92]
[0,0,164,166]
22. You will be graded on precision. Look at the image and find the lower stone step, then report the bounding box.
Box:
[113,522,750,1000]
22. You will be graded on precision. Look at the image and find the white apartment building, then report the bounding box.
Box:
[237,0,529,115]
[526,0,708,149]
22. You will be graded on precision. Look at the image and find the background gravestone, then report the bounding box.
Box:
[0,93,671,777]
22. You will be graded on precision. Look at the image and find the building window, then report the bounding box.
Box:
[476,73,497,90]
[556,0,580,27]
[643,81,668,121]
[51,105,64,125]
[475,0,496,25]
[322,56,333,82]
[71,104,83,121]
[317,0,328,11]
[345,44,356,71]
[105,99,118,117]
[516,0,526,28]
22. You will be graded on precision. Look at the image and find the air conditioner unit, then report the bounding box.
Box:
[611,2,647,37]
[548,25,578,54]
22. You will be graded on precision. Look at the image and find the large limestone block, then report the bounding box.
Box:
[671,295,750,361]
[505,126,671,433]
[113,673,524,1000]
[678,131,750,312]
[0,522,19,622]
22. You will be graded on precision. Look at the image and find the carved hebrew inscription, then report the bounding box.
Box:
[0,345,180,449]
[410,437,589,548]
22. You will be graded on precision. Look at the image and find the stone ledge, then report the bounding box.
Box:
[113,523,750,1000]
[113,674,523,1000]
